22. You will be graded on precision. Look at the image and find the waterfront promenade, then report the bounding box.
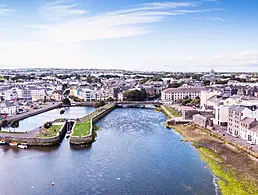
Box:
[6,102,62,122]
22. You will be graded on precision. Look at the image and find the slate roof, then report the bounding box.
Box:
[229,105,246,112]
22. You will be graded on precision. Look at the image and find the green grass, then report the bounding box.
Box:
[165,106,181,117]
[72,104,114,137]
[37,125,62,138]
[0,131,25,134]
[73,120,91,136]
[198,147,258,195]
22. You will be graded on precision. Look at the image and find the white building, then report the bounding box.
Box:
[16,87,31,100]
[239,117,258,144]
[200,89,222,109]
[77,88,96,102]
[0,101,17,115]
[161,87,205,104]
[29,87,46,101]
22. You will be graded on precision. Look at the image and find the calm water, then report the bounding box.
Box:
[0,108,217,195]
[3,107,95,132]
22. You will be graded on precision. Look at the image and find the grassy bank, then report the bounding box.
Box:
[155,107,172,119]
[73,120,91,136]
[165,106,181,117]
[37,125,62,138]
[0,131,24,134]
[72,104,113,137]
[169,124,258,195]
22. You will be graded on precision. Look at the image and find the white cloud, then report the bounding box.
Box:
[30,1,222,43]
[0,5,13,15]
[40,0,87,20]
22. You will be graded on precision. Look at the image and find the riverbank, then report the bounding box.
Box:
[168,124,258,195]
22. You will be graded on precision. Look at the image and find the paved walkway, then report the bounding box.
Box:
[213,125,258,153]
[6,102,61,122]
[0,128,40,139]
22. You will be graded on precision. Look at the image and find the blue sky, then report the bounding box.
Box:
[0,0,258,71]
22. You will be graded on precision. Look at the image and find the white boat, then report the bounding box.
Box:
[9,142,18,147]
[18,145,27,149]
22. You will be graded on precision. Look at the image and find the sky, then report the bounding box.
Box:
[0,0,258,72]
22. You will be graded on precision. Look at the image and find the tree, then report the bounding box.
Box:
[60,109,65,117]
[168,82,184,88]
[203,80,210,86]
[94,100,105,108]
[62,98,71,106]
[123,89,147,101]
[44,122,52,129]
[1,119,8,128]
[10,120,19,132]
[62,83,68,92]
[107,97,114,102]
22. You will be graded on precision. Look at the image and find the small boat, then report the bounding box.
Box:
[18,145,27,149]
[9,142,18,147]
[66,134,70,139]
[0,140,6,145]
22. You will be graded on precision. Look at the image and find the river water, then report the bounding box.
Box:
[3,107,95,132]
[0,108,217,195]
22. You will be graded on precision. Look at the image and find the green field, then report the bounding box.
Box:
[165,106,181,117]
[73,120,91,136]
[37,125,62,138]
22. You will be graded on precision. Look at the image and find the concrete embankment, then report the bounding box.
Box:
[6,103,62,122]
[0,121,67,146]
[70,104,116,145]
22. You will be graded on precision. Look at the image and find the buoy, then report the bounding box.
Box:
[31,186,34,189]
[117,178,120,181]
[52,182,55,186]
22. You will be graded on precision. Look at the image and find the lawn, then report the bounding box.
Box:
[37,125,62,138]
[73,120,91,136]
[165,106,181,117]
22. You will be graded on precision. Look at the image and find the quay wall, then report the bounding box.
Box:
[70,104,116,145]
[6,103,62,123]
[0,122,67,146]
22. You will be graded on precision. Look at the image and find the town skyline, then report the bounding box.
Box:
[1,0,258,71]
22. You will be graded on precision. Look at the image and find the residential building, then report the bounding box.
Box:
[239,117,258,144]
[161,87,205,104]
[77,88,96,101]
[0,101,18,115]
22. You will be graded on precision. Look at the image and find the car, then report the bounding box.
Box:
[247,141,255,145]
[232,134,239,138]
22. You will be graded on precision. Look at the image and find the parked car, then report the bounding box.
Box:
[247,140,255,145]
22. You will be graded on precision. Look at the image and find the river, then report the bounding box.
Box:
[2,107,95,132]
[0,108,217,195]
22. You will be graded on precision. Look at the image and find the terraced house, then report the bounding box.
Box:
[228,104,258,145]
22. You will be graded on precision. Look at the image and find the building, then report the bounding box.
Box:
[77,88,96,102]
[16,87,32,100]
[161,87,205,104]
[193,114,208,128]
[202,69,217,85]
[239,117,258,144]
[200,89,222,109]
[0,101,18,115]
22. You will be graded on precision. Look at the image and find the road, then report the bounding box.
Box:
[213,125,258,153]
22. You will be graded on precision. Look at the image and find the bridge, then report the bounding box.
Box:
[116,101,161,106]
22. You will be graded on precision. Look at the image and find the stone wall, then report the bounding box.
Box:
[70,104,116,145]
[0,122,67,146]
